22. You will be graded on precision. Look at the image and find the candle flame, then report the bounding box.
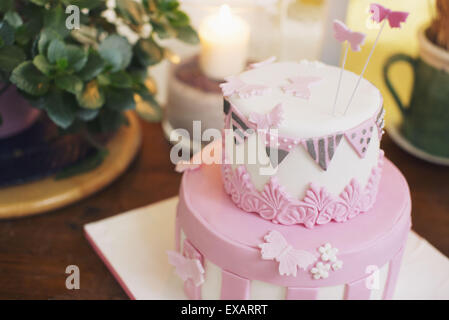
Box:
[219,4,232,19]
[218,4,233,25]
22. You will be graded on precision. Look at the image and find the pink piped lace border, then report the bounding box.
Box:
[222,151,384,229]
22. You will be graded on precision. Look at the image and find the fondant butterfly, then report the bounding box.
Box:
[220,76,271,99]
[282,76,322,99]
[333,20,366,52]
[369,3,409,28]
[259,230,317,277]
[167,251,205,286]
[248,103,283,130]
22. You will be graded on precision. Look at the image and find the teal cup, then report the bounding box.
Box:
[383,28,449,158]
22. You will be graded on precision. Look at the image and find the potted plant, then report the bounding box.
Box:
[0,0,198,181]
[383,0,449,160]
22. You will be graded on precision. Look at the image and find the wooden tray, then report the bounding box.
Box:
[0,111,141,219]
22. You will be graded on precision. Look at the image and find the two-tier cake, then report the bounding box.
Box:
[169,59,411,300]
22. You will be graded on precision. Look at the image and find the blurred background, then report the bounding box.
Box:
[154,0,432,127]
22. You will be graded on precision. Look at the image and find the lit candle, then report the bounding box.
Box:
[199,4,250,80]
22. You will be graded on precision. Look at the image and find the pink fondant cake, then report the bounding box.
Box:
[169,60,411,300]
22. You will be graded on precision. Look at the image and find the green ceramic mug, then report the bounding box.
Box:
[383,28,449,158]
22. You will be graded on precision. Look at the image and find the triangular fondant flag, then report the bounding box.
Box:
[302,134,343,171]
[231,111,253,145]
[223,99,231,115]
[375,108,385,139]
[344,122,374,158]
[266,147,289,168]
[232,125,246,144]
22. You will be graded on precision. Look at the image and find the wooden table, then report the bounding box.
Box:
[0,119,447,299]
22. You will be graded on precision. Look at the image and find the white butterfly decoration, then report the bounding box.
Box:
[259,230,317,277]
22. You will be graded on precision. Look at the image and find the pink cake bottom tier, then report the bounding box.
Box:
[175,159,411,300]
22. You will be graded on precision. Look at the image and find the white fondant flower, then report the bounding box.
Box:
[332,260,343,271]
[318,243,339,262]
[311,262,330,280]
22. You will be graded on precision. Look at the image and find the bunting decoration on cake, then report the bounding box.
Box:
[281,76,322,99]
[344,121,375,158]
[224,98,384,163]
[231,111,253,145]
[223,99,232,129]
[375,108,385,139]
[220,76,271,99]
[344,3,409,115]
[259,230,317,277]
[265,147,290,168]
[302,134,344,171]
[332,20,366,115]
[223,99,231,116]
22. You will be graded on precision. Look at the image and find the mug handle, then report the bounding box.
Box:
[383,54,417,116]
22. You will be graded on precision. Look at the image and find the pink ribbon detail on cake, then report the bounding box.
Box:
[259,230,317,277]
[222,151,384,229]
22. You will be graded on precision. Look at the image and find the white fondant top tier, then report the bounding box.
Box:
[227,60,382,138]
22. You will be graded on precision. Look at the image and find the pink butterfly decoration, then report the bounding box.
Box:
[369,3,409,28]
[259,230,317,277]
[333,20,366,52]
[167,251,205,286]
[282,76,322,99]
[220,76,271,99]
[249,56,277,69]
[248,103,283,130]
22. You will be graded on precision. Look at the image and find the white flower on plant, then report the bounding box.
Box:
[318,243,339,262]
[310,262,330,280]
[140,23,152,38]
[106,0,116,9]
[332,260,343,271]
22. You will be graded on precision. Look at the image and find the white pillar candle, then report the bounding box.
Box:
[199,4,250,80]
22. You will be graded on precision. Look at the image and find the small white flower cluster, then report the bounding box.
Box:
[102,0,151,44]
[310,243,343,280]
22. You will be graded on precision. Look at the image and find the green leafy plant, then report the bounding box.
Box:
[0,0,198,137]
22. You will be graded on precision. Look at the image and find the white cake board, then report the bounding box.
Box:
[84,197,449,300]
